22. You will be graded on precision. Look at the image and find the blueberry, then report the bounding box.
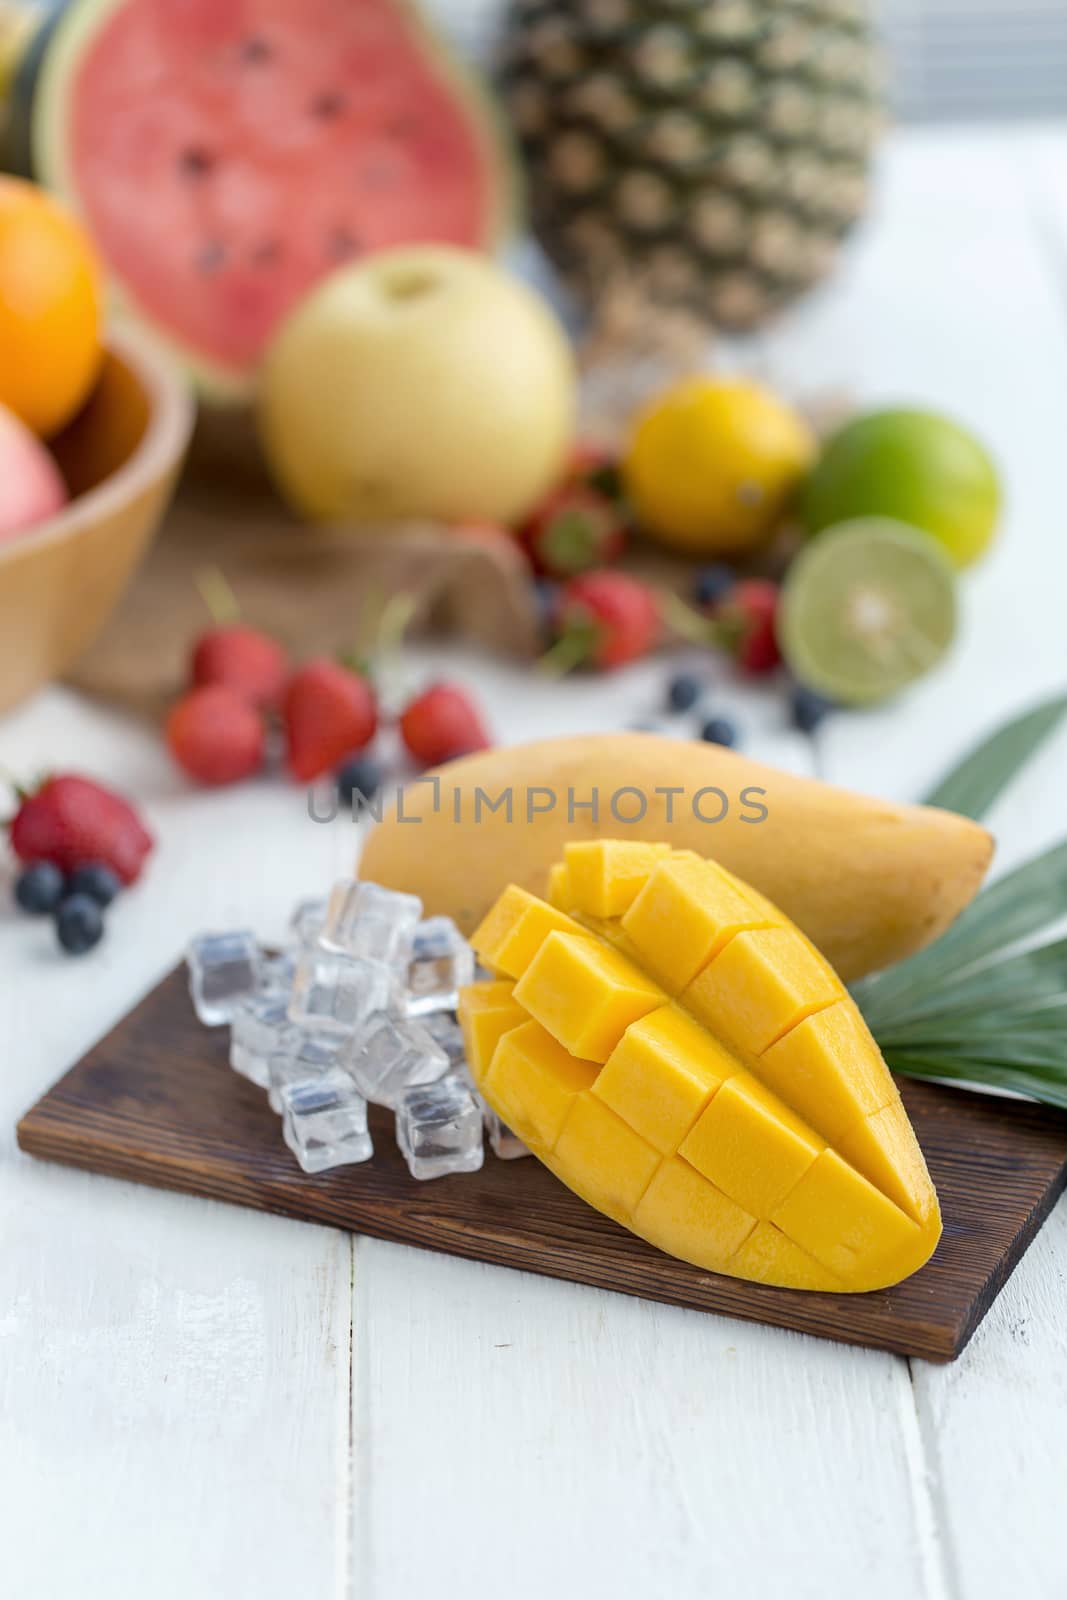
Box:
[337,754,384,808]
[68,862,122,907]
[791,684,837,734]
[532,578,559,636]
[694,564,736,608]
[56,893,105,955]
[700,715,739,748]
[14,861,66,915]
[667,672,702,713]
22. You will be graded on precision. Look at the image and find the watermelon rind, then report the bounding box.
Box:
[0,0,69,174]
[31,0,520,403]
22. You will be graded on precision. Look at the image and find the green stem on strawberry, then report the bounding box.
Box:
[195,566,242,625]
[658,589,717,647]
[538,622,600,678]
[374,591,419,659]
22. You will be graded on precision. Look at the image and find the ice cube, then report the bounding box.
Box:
[281,1067,373,1173]
[396,1075,484,1180]
[289,897,328,948]
[402,916,475,1016]
[419,1010,466,1069]
[289,949,395,1035]
[341,1013,449,1108]
[320,879,422,969]
[187,930,263,1025]
[484,1106,531,1161]
[268,1031,342,1112]
[230,994,300,1089]
[260,949,297,998]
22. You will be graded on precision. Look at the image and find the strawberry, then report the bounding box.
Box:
[399,683,491,766]
[191,624,288,712]
[716,578,781,676]
[548,571,660,671]
[166,686,265,786]
[189,568,289,711]
[8,774,154,884]
[521,484,627,578]
[284,659,378,782]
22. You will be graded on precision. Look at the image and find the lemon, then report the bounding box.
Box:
[778,518,958,706]
[622,377,816,556]
[804,409,1001,570]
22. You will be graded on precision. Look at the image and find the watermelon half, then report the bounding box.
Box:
[32,0,514,398]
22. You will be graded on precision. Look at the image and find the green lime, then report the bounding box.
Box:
[803,409,1001,569]
[779,518,958,706]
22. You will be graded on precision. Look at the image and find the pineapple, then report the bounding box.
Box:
[500,0,881,331]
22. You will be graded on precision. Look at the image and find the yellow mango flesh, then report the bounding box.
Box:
[562,840,673,917]
[461,843,941,1293]
[360,732,994,982]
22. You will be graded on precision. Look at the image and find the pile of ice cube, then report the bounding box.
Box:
[185,881,529,1180]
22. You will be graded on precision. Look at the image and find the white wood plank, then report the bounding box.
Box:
[901,122,1067,1600]
[0,1168,353,1600]
[908,1196,1067,1600]
[761,126,1067,1600]
[351,1240,940,1600]
[0,687,354,1599]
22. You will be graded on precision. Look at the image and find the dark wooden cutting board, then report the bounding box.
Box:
[17,963,1067,1361]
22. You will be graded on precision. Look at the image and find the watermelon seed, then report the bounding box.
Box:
[251,240,281,267]
[196,242,226,275]
[239,35,272,64]
[330,229,362,260]
[179,146,215,179]
[311,92,347,120]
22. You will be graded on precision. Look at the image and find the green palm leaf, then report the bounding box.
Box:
[922,692,1067,819]
[854,694,1067,1109]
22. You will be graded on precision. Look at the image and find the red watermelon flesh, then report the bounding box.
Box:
[45,0,506,390]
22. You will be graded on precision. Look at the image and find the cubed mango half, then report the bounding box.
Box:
[458,843,941,1292]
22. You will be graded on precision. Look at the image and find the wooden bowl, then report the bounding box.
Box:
[0,326,194,715]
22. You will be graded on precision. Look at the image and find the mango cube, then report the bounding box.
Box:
[471,886,590,980]
[594,1005,737,1154]
[731,1222,843,1294]
[758,1001,893,1143]
[458,843,941,1293]
[837,1100,940,1226]
[622,855,774,992]
[679,1072,824,1217]
[547,862,577,911]
[458,980,526,1081]
[683,927,840,1056]
[563,840,672,918]
[554,1095,661,1221]
[485,1019,598,1150]
[514,931,666,1062]
[771,1150,924,1284]
[634,1158,756,1270]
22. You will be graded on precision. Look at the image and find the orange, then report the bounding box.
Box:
[0,176,103,436]
[623,377,816,556]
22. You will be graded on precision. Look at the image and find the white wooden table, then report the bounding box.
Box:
[3,125,1067,1599]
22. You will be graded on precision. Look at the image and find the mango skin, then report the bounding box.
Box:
[360,733,993,982]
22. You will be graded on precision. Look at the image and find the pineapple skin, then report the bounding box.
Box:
[500,0,882,331]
